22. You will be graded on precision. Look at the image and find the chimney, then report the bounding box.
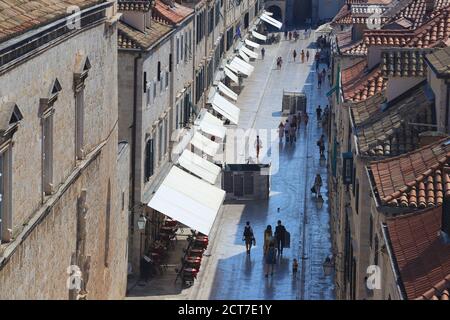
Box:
[442,167,450,236]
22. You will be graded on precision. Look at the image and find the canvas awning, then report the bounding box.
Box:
[261,14,282,29]
[148,166,225,235]
[241,46,258,59]
[245,39,260,49]
[178,149,221,184]
[224,66,239,84]
[238,49,250,62]
[252,30,267,41]
[230,57,254,76]
[190,131,220,156]
[210,93,240,124]
[218,82,238,101]
[197,111,227,139]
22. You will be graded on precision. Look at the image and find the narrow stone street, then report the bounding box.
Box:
[189,34,335,300]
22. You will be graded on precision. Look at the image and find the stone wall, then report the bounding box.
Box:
[0,22,127,299]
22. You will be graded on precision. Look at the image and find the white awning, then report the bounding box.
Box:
[224,66,239,84]
[261,14,282,29]
[238,49,250,63]
[218,82,238,101]
[210,93,240,124]
[230,57,254,76]
[242,46,258,59]
[263,10,273,16]
[148,166,225,235]
[178,149,221,184]
[191,131,220,156]
[197,111,227,139]
[252,30,267,41]
[245,39,260,49]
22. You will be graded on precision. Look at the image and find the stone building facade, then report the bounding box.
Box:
[328,1,450,300]
[0,0,129,299]
[117,0,262,277]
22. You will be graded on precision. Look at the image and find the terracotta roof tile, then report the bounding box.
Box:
[356,83,434,157]
[340,40,368,56]
[350,91,386,125]
[152,0,193,25]
[118,20,173,49]
[0,0,105,43]
[385,206,450,299]
[343,65,387,102]
[425,45,450,77]
[381,48,434,77]
[370,137,450,207]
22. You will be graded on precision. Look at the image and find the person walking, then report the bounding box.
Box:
[263,225,273,256]
[284,119,290,143]
[296,110,302,131]
[289,121,296,144]
[293,49,297,62]
[317,134,325,158]
[288,31,292,41]
[261,47,265,60]
[274,220,286,256]
[315,51,320,71]
[304,113,309,127]
[301,50,305,63]
[316,105,322,121]
[255,135,263,159]
[284,30,288,40]
[293,258,299,278]
[278,121,285,143]
[265,241,277,277]
[243,221,255,255]
[313,174,323,198]
[306,50,310,62]
[318,72,322,89]
[279,56,283,69]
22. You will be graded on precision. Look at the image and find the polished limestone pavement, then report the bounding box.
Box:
[189,34,335,300]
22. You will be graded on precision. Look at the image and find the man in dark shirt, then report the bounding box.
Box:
[274,220,286,255]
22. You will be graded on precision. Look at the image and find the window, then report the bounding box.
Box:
[158,123,163,162]
[176,37,180,65]
[369,215,373,248]
[176,102,180,129]
[157,61,161,81]
[169,54,173,72]
[74,57,90,160]
[144,139,154,181]
[165,71,169,89]
[104,179,111,267]
[181,35,184,61]
[42,114,54,196]
[374,235,379,266]
[146,81,152,106]
[208,9,214,34]
[153,81,157,100]
[75,89,85,160]
[164,118,168,156]
[184,32,188,60]
[342,152,353,185]
[0,147,12,243]
[355,179,360,214]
